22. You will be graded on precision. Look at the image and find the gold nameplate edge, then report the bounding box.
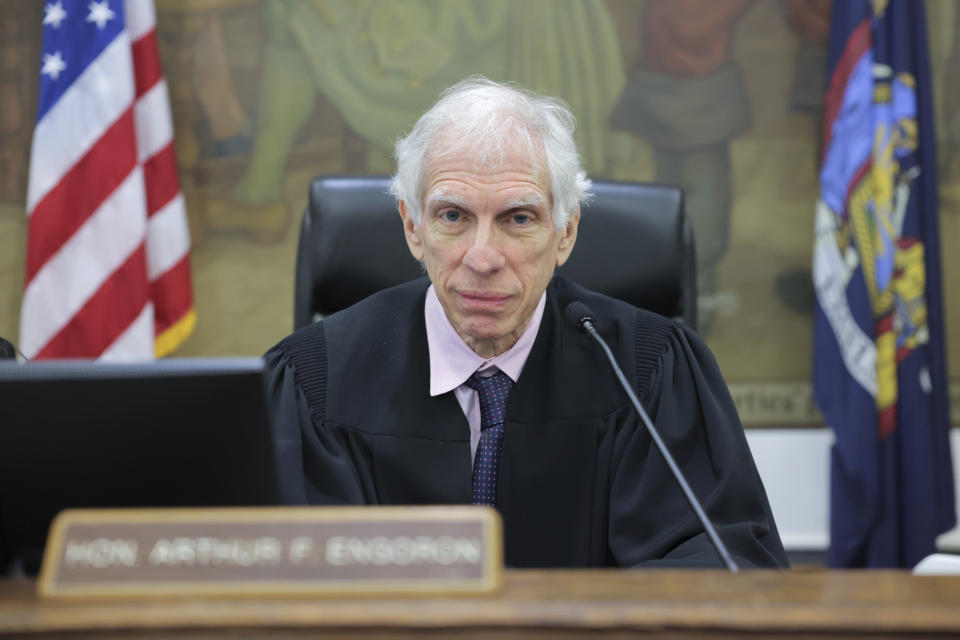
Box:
[38,506,503,599]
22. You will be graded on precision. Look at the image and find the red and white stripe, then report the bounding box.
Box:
[22,0,194,360]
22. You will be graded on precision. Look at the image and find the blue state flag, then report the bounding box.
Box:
[813,0,955,567]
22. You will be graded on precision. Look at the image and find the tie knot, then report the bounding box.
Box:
[465,370,514,430]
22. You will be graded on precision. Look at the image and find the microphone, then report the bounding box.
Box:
[565,301,739,572]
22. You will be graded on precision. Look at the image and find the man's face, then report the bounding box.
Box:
[399,144,579,357]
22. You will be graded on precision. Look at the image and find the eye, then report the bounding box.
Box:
[440,209,461,223]
[510,212,532,225]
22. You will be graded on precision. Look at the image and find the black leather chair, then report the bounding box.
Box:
[294,175,696,331]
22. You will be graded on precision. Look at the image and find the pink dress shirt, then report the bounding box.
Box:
[425,285,546,466]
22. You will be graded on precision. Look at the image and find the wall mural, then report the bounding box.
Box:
[0,0,958,427]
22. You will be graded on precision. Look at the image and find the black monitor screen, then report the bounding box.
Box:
[0,358,281,574]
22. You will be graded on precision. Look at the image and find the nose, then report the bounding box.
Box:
[462,223,506,274]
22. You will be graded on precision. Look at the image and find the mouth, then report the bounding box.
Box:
[456,290,513,312]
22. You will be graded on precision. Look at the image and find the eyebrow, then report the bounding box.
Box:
[425,190,468,209]
[424,190,547,211]
[503,194,546,210]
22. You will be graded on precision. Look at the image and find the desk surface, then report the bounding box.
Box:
[2,569,960,638]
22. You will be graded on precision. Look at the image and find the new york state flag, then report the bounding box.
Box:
[813,0,955,567]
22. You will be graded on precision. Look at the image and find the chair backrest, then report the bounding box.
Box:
[294,175,696,331]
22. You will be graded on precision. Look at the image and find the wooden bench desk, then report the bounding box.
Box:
[2,569,959,638]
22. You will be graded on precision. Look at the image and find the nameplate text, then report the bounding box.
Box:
[39,506,502,598]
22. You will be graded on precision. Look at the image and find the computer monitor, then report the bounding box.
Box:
[0,358,281,574]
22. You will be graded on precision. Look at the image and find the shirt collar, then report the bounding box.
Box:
[426,285,546,396]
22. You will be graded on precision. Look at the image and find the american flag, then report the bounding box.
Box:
[21,0,194,360]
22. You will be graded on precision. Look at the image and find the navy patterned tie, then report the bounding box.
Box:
[465,370,514,506]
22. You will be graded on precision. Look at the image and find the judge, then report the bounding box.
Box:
[266,76,788,568]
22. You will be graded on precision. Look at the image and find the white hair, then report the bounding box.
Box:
[390,76,592,229]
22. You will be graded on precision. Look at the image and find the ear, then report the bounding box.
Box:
[399,200,424,261]
[554,207,580,268]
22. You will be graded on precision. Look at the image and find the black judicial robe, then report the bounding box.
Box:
[265,276,789,568]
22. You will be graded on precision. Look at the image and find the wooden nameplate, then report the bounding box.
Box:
[38,506,502,599]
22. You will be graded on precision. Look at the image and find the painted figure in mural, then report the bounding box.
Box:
[775,0,834,314]
[782,0,833,114]
[611,0,832,332]
[203,0,630,243]
[611,0,756,334]
[264,77,788,568]
[191,12,251,157]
